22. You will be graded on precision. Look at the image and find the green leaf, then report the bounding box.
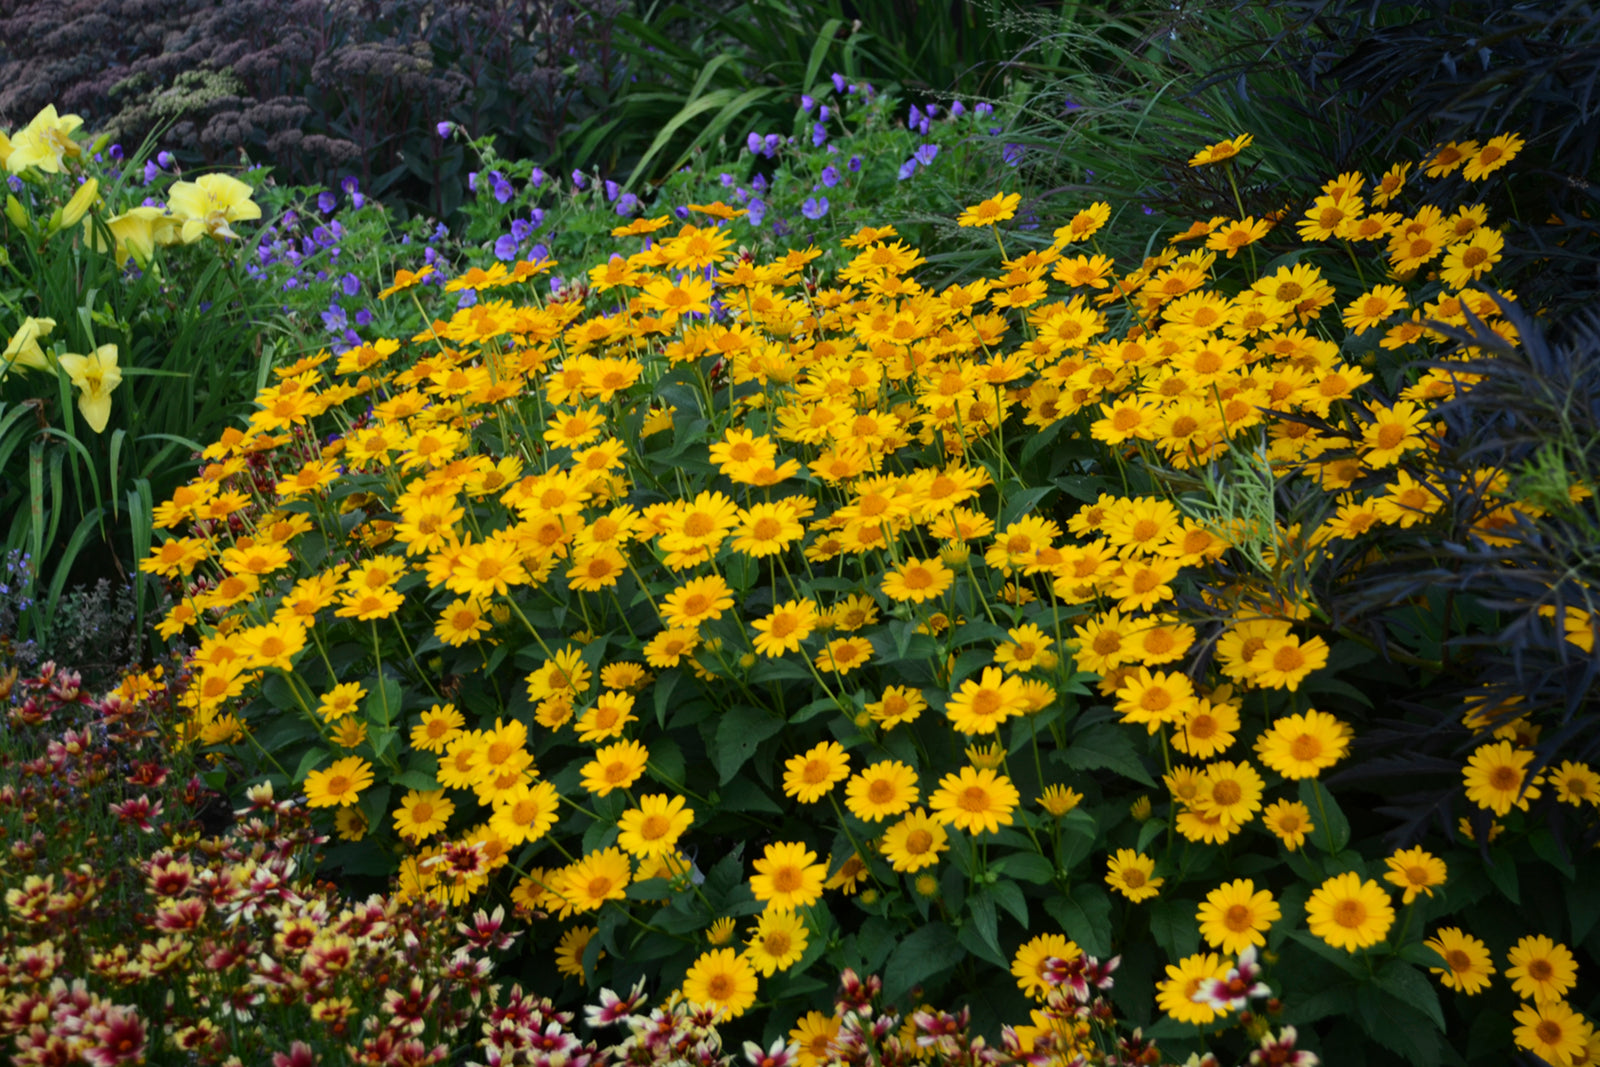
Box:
[958,918,1009,969]
[968,890,1004,962]
[1298,779,1350,853]
[1355,983,1441,1067]
[995,852,1054,885]
[1283,982,1357,1025]
[991,880,1030,926]
[364,674,404,735]
[1061,724,1156,787]
[1147,899,1201,959]
[1044,884,1113,957]
[712,704,786,783]
[999,485,1055,529]
[1567,871,1600,943]
[1372,960,1446,1032]
[654,669,682,729]
[882,922,966,1004]
[1483,853,1520,904]
[393,770,440,792]
[293,747,329,783]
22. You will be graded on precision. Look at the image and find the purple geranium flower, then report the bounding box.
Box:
[831,72,847,93]
[494,233,519,260]
[436,121,454,138]
[530,167,546,188]
[821,164,840,188]
[802,196,829,220]
[747,199,767,226]
[615,192,640,215]
[812,123,827,147]
[801,93,815,112]
[317,190,336,213]
[341,176,365,208]
[898,160,917,180]
[341,273,361,297]
[492,172,514,204]
[914,144,939,166]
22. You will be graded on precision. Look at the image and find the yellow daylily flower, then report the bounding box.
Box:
[57,344,121,433]
[167,173,261,243]
[5,106,85,175]
[88,206,177,266]
[2,317,56,377]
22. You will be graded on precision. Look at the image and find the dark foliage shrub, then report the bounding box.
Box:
[1323,296,1600,848]
[1270,0,1600,312]
[0,0,629,220]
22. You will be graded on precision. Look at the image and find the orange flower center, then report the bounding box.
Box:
[1212,781,1243,806]
[1332,899,1367,928]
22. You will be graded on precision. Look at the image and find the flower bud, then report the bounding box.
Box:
[6,195,30,231]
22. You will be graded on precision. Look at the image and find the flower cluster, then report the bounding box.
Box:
[140,123,1592,1062]
[0,657,516,1066]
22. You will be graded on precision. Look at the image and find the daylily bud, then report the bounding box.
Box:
[88,133,112,159]
[61,178,98,228]
[6,195,29,231]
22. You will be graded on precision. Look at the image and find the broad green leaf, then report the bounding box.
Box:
[1298,779,1350,853]
[882,922,966,1004]
[1148,899,1201,959]
[1044,884,1113,957]
[1372,960,1446,1032]
[1062,724,1156,787]
[712,704,786,783]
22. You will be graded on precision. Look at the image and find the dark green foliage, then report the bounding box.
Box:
[1266,0,1600,310]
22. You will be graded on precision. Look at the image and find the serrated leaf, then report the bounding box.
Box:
[999,485,1055,528]
[293,746,329,782]
[991,880,1030,926]
[712,704,786,783]
[958,918,1009,969]
[1063,724,1156,787]
[1355,984,1441,1067]
[882,922,965,1004]
[969,890,1003,960]
[996,852,1054,885]
[1148,899,1201,959]
[654,669,681,729]
[393,770,440,792]
[1299,779,1349,853]
[1484,853,1520,903]
[1044,884,1112,957]
[363,674,403,734]
[1372,961,1446,1032]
